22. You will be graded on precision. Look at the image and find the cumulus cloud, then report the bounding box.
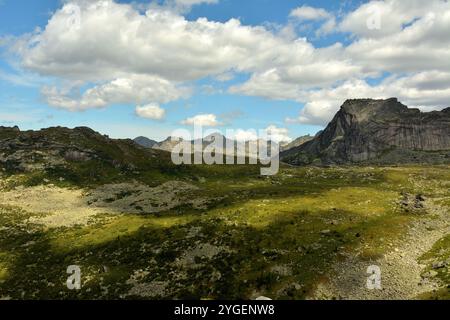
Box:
[289,5,336,37]
[230,55,362,99]
[290,6,332,21]
[135,104,166,120]
[229,126,291,143]
[181,114,221,127]
[265,125,292,143]
[17,1,293,82]
[6,0,450,127]
[231,129,258,142]
[42,74,188,111]
[12,0,359,112]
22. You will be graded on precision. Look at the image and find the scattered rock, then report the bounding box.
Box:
[432,261,446,270]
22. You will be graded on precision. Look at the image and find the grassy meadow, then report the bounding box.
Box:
[0,164,449,300]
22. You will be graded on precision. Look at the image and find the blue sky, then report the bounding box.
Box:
[0,0,448,141]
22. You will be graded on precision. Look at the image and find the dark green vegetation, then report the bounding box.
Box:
[419,234,450,300]
[1,163,449,300]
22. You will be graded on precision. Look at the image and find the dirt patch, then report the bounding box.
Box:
[86,181,208,214]
[0,180,207,228]
[312,199,450,300]
[0,185,101,228]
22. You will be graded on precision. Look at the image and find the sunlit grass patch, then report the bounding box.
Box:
[50,214,198,252]
[0,256,10,281]
[420,235,450,281]
[207,185,400,229]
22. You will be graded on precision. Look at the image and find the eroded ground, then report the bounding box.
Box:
[0,166,449,300]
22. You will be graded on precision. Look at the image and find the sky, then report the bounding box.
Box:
[0,0,449,141]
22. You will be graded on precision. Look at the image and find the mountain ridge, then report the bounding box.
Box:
[281,98,450,165]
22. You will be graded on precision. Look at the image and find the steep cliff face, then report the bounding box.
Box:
[282,98,450,165]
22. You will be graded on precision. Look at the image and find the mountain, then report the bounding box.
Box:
[280,135,313,152]
[281,98,450,165]
[0,126,178,186]
[133,136,157,148]
[153,136,186,152]
[152,133,281,157]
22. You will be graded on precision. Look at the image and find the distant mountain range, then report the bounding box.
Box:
[281,98,450,165]
[2,98,449,174]
[134,133,314,156]
[133,136,157,149]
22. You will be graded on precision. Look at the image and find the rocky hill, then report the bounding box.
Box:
[0,126,178,186]
[133,136,157,148]
[281,98,450,165]
[140,132,294,156]
[280,135,313,152]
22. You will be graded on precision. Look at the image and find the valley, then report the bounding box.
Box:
[0,164,448,300]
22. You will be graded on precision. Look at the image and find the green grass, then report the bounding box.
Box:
[0,165,448,299]
[418,235,450,300]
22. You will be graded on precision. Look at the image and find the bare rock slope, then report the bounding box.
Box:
[282,98,450,165]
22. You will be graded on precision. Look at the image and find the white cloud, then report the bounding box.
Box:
[343,9,450,74]
[289,6,337,37]
[230,55,362,99]
[42,74,188,111]
[13,0,354,111]
[181,114,221,127]
[286,79,384,125]
[290,6,332,21]
[287,72,450,125]
[229,126,291,143]
[215,71,234,82]
[231,129,258,142]
[17,1,294,82]
[265,125,292,143]
[135,104,166,120]
[338,0,445,39]
[167,0,219,13]
[6,0,450,128]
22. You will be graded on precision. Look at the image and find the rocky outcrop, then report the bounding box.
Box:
[0,126,168,173]
[134,136,157,149]
[152,133,281,157]
[282,98,450,165]
[153,136,186,152]
[280,135,313,152]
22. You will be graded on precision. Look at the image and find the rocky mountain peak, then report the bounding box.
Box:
[281,98,450,165]
[339,98,409,123]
